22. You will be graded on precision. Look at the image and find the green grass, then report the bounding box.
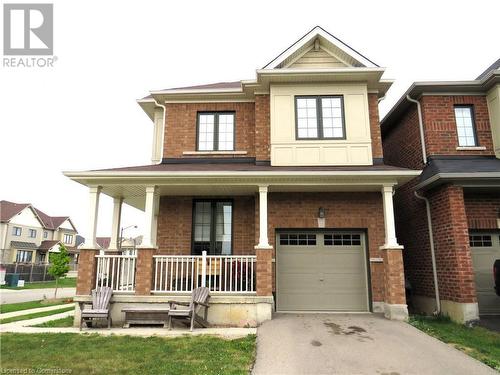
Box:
[30,315,74,327]
[0,277,76,290]
[410,315,500,371]
[0,305,75,325]
[0,333,256,375]
[0,298,73,314]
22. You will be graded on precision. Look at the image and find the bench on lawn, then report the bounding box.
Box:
[122,306,170,328]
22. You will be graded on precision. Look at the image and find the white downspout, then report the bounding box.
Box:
[406,95,427,165]
[152,98,166,165]
[414,191,441,315]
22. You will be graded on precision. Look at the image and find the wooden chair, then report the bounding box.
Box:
[167,287,210,331]
[79,287,113,330]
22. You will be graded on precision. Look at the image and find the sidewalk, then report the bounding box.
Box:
[0,288,76,304]
[0,303,76,319]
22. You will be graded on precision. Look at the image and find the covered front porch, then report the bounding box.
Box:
[65,164,419,327]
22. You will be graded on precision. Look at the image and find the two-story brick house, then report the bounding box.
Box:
[65,27,420,327]
[381,59,500,323]
[0,200,79,264]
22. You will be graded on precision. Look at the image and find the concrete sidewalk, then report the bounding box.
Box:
[0,302,76,319]
[253,313,496,375]
[0,288,75,304]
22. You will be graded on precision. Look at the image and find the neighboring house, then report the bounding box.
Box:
[0,200,80,264]
[381,59,500,323]
[65,27,420,327]
[93,236,141,255]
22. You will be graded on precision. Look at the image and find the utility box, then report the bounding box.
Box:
[5,273,19,287]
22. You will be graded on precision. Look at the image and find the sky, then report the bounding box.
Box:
[0,0,499,240]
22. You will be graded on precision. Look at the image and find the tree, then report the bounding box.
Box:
[48,243,71,299]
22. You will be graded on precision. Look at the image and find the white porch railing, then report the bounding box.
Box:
[95,255,136,293]
[153,251,256,294]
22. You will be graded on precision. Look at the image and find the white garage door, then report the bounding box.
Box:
[276,231,369,312]
[470,233,500,315]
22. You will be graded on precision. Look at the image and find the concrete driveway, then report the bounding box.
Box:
[253,313,496,375]
[0,288,76,304]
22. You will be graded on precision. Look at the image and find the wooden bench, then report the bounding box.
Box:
[122,306,170,328]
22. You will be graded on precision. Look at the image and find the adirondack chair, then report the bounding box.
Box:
[79,287,113,330]
[167,287,210,331]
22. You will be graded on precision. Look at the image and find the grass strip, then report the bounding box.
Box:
[0,305,74,325]
[0,299,73,314]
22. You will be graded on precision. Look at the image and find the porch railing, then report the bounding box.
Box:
[95,255,136,293]
[153,251,256,294]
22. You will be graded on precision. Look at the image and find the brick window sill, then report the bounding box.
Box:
[182,151,248,156]
[456,146,486,151]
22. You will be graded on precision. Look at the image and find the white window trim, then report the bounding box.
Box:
[183,151,247,156]
[456,146,486,151]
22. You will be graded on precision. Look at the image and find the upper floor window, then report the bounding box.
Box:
[454,105,477,147]
[29,229,37,238]
[12,227,21,236]
[295,96,345,139]
[64,234,73,244]
[44,231,48,238]
[197,112,235,151]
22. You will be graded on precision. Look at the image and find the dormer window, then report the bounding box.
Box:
[295,96,345,140]
[197,112,235,151]
[454,105,477,147]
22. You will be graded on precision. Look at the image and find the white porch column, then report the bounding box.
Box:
[109,197,123,250]
[82,186,101,249]
[255,185,272,249]
[139,185,157,249]
[380,184,403,249]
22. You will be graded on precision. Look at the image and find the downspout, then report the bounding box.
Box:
[414,190,441,315]
[152,98,166,164]
[406,95,427,165]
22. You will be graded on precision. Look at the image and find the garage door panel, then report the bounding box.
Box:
[277,231,369,312]
[470,233,500,315]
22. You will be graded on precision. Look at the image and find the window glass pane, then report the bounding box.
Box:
[454,107,476,146]
[198,114,215,150]
[296,98,318,138]
[217,114,234,151]
[321,97,344,138]
[193,202,212,254]
[215,202,232,255]
[469,235,492,247]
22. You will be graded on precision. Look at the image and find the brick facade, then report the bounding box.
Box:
[254,94,270,162]
[76,249,98,295]
[464,192,500,229]
[421,95,494,156]
[382,249,406,304]
[368,93,384,160]
[163,102,255,159]
[135,248,155,295]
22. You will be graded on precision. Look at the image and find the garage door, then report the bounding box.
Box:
[276,231,369,312]
[470,233,500,315]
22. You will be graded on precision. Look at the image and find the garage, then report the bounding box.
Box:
[470,232,500,315]
[276,231,369,312]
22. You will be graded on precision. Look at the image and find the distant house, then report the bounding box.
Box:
[92,236,142,255]
[0,200,79,264]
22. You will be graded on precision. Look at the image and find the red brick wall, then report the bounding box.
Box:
[255,94,270,162]
[259,192,387,302]
[382,105,425,170]
[368,94,383,160]
[464,192,500,229]
[163,102,255,158]
[421,95,494,156]
[156,196,255,255]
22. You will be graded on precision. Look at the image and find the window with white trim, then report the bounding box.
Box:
[279,233,317,246]
[469,235,492,247]
[197,112,235,151]
[44,231,48,239]
[12,227,22,236]
[295,96,345,139]
[454,106,477,147]
[64,234,73,244]
[29,229,37,238]
[16,250,33,263]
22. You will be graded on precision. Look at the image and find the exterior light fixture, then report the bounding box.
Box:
[318,207,326,219]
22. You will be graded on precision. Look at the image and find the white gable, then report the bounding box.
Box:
[58,219,74,230]
[263,26,378,70]
[49,243,61,252]
[286,46,349,69]
[9,207,43,228]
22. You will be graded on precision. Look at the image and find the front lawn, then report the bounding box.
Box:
[1,278,76,290]
[0,333,256,375]
[0,305,75,325]
[30,315,74,327]
[0,298,73,314]
[410,315,500,371]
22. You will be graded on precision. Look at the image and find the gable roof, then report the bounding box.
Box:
[38,240,61,251]
[476,58,500,80]
[0,200,77,231]
[96,237,110,249]
[262,26,379,70]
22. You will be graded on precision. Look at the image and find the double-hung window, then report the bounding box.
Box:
[295,96,345,139]
[192,200,232,255]
[454,105,478,147]
[64,234,73,244]
[197,112,235,151]
[12,227,21,236]
[29,229,37,238]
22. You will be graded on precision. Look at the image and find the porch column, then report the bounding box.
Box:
[139,185,158,249]
[81,186,101,249]
[380,185,402,249]
[108,197,123,251]
[256,185,272,249]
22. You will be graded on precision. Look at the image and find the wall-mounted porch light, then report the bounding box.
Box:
[318,207,326,219]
